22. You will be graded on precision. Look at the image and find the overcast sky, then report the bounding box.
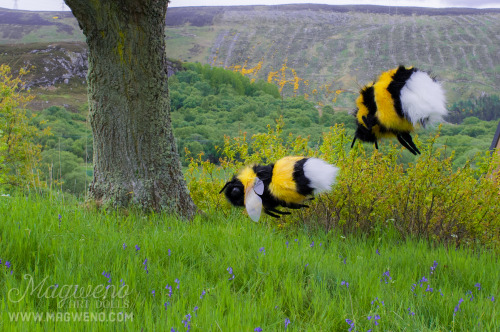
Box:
[2,0,500,11]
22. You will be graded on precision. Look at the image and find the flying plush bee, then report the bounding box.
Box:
[219,156,339,222]
[351,65,447,155]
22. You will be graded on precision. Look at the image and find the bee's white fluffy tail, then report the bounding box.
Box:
[303,158,339,194]
[401,70,447,127]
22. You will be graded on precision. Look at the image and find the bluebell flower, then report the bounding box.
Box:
[376,248,380,255]
[341,280,349,288]
[168,249,171,256]
[254,328,263,332]
[381,270,391,284]
[200,290,206,299]
[5,261,11,269]
[166,284,172,297]
[426,285,433,292]
[122,243,127,250]
[284,318,290,329]
[310,241,314,248]
[286,241,289,248]
[175,278,180,289]
[152,290,155,296]
[474,283,481,291]
[430,261,438,274]
[135,245,140,252]
[164,302,170,310]
[259,247,265,254]
[345,318,355,332]
[491,296,495,302]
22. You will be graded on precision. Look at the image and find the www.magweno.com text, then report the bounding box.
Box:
[8,311,133,322]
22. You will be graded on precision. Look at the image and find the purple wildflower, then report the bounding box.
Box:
[259,247,266,254]
[227,267,235,280]
[346,318,355,332]
[143,259,149,274]
[168,249,171,256]
[381,270,391,284]
[310,241,314,248]
[419,276,428,287]
[376,248,380,255]
[152,290,155,296]
[254,328,263,332]
[166,284,172,297]
[305,263,309,268]
[5,261,11,269]
[439,289,444,296]
[466,290,474,301]
[164,302,170,310]
[341,280,349,288]
[426,285,433,292]
[285,317,291,329]
[122,243,127,250]
[430,261,438,275]
[200,290,206,299]
[175,278,180,289]
[491,296,495,302]
[454,298,464,316]
[407,307,415,316]
[474,283,481,291]
[286,241,289,248]
[58,214,62,227]
[135,245,140,253]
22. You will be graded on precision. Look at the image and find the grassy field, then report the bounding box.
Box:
[0,194,498,331]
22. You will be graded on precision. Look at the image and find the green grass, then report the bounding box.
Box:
[0,194,498,331]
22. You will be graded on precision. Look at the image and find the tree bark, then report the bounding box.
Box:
[64,0,197,218]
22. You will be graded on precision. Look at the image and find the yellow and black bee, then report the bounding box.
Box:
[351,65,447,155]
[219,156,339,222]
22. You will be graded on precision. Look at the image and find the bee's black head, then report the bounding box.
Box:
[353,120,377,143]
[219,177,245,207]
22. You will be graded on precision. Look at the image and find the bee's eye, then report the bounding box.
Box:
[231,187,241,197]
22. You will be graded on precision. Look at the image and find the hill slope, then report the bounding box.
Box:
[0,5,499,107]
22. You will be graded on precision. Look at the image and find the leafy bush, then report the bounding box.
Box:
[186,118,500,251]
[0,64,50,190]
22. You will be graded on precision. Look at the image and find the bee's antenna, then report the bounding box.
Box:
[219,182,230,194]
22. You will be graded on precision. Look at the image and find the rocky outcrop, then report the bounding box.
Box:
[0,42,184,88]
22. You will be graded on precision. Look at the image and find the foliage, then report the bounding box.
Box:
[447,94,500,124]
[0,64,50,190]
[186,119,500,251]
[29,105,92,196]
[0,194,498,330]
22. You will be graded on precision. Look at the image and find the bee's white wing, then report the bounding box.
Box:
[253,178,264,195]
[245,179,263,222]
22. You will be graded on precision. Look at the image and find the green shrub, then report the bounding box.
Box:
[186,118,500,251]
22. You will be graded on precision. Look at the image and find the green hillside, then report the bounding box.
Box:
[1,5,499,107]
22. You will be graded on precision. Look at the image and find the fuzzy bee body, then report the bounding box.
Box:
[352,65,447,155]
[220,156,339,222]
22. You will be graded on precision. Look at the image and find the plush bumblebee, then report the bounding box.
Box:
[351,65,447,155]
[219,156,339,222]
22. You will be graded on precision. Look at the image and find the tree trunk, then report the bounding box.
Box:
[64,0,197,218]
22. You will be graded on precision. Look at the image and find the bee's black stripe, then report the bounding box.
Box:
[293,158,313,196]
[387,65,416,118]
[361,85,377,118]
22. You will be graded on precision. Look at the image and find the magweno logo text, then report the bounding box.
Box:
[6,274,133,322]
[8,311,133,322]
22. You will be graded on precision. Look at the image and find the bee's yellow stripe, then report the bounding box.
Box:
[237,166,257,192]
[374,67,414,133]
[355,84,372,128]
[269,156,307,204]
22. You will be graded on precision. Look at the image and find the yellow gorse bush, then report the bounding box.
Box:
[186,118,500,250]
